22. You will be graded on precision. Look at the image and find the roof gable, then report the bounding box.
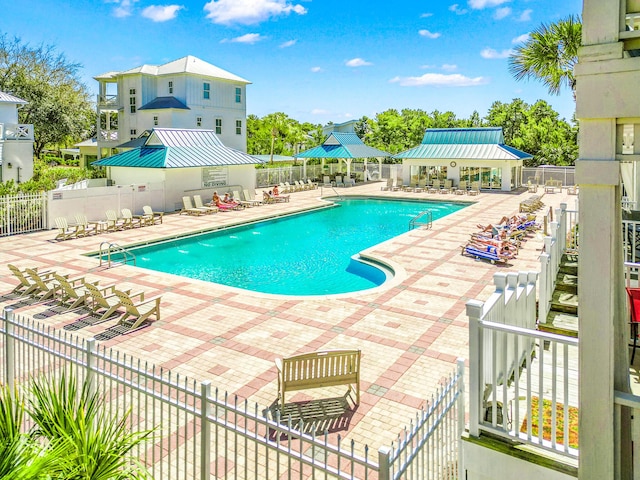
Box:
[0,91,27,104]
[297,132,390,159]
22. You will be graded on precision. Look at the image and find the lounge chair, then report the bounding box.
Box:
[468,181,481,196]
[284,182,297,193]
[8,264,52,296]
[142,205,164,225]
[454,181,467,195]
[380,178,394,191]
[428,179,441,194]
[109,289,161,334]
[24,268,65,302]
[440,179,453,194]
[74,213,101,235]
[84,282,142,324]
[180,196,207,216]
[232,190,254,208]
[391,179,402,191]
[105,210,126,231]
[334,175,344,187]
[323,176,332,187]
[54,217,83,240]
[53,273,99,311]
[121,208,144,228]
[307,179,318,190]
[193,195,218,214]
[242,189,263,206]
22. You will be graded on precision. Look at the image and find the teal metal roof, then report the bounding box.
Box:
[92,128,262,168]
[297,133,390,159]
[394,127,531,161]
[139,96,189,110]
[421,128,504,145]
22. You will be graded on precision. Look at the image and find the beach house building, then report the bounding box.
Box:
[92,55,250,166]
[0,92,34,184]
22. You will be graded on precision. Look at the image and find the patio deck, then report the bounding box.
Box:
[0,182,574,452]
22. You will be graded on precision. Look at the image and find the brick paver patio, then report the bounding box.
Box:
[0,182,574,451]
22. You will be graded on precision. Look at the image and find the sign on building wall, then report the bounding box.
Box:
[202,166,228,188]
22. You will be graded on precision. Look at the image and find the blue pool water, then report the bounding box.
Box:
[118,198,467,295]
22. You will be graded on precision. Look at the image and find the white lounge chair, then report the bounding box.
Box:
[194,195,218,214]
[180,196,207,215]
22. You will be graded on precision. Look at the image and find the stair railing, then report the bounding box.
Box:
[538,203,568,324]
[99,241,136,268]
[409,210,433,230]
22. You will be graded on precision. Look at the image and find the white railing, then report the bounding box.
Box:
[623,219,640,263]
[0,192,47,236]
[521,166,575,187]
[466,275,579,459]
[0,123,34,140]
[98,129,118,141]
[1,308,464,480]
[97,94,119,108]
[538,204,579,324]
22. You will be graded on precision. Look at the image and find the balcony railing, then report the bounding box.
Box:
[98,130,118,142]
[97,94,119,109]
[467,272,579,459]
[0,123,34,141]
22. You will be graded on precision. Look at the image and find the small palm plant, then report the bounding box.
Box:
[0,370,153,479]
[28,370,153,479]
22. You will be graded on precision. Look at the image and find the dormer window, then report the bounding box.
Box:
[203,83,210,100]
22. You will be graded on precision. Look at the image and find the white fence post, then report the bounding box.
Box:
[377,446,392,480]
[3,308,15,391]
[457,357,466,477]
[466,300,484,437]
[200,381,211,480]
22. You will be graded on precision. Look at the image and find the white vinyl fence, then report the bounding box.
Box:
[1,308,464,480]
[0,192,47,236]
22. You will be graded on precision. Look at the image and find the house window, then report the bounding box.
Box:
[129,96,136,114]
[153,116,158,126]
[203,82,210,99]
[130,129,137,136]
[168,81,173,94]
[236,120,242,135]
[235,87,241,103]
[215,118,222,134]
[129,88,136,95]
[196,116,202,127]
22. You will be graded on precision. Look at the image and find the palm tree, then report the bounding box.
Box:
[509,15,582,99]
[267,112,290,164]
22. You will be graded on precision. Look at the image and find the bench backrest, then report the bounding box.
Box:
[280,350,360,388]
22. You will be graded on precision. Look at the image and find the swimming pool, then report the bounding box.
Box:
[117,198,468,295]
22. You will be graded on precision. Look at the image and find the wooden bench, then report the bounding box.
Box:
[275,349,361,408]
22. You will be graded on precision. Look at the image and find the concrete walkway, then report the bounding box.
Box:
[0,182,574,452]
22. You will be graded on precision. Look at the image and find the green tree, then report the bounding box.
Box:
[508,15,581,98]
[0,34,96,157]
[266,112,290,164]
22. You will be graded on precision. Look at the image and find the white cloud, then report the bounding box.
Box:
[389,73,488,87]
[512,33,530,44]
[311,108,330,115]
[518,9,532,21]
[468,0,510,9]
[141,5,183,22]
[280,39,296,48]
[449,4,468,15]
[441,64,458,71]
[480,47,514,59]
[419,30,441,39]
[112,0,138,17]
[420,12,433,18]
[345,58,372,67]
[221,33,266,44]
[204,0,306,25]
[494,7,511,19]
[310,66,323,73]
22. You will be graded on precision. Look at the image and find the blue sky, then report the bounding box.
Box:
[2,0,582,126]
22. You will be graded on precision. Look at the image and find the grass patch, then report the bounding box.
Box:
[520,397,579,448]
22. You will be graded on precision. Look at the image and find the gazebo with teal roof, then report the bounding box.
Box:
[296,132,390,182]
[394,127,532,191]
